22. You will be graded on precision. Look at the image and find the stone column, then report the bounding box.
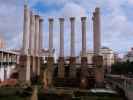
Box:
[32,15,38,77]
[31,15,36,75]
[36,18,43,77]
[58,18,65,79]
[80,17,88,88]
[22,2,31,83]
[23,3,30,55]
[93,8,101,55]
[45,18,54,87]
[34,15,40,78]
[92,8,104,87]
[69,17,76,78]
[29,12,35,78]
[29,11,32,55]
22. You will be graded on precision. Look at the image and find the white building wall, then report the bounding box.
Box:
[0,66,5,81]
[86,47,115,73]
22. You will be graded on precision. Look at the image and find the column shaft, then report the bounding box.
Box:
[59,18,64,57]
[49,18,54,57]
[93,8,101,54]
[39,18,43,56]
[70,17,75,57]
[35,15,40,56]
[81,17,87,57]
[58,18,65,78]
[30,12,35,56]
[23,4,30,55]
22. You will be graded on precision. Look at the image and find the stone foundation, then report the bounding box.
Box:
[58,57,65,79]
[69,57,76,78]
[18,55,32,84]
[46,57,54,87]
[93,55,104,88]
[81,57,88,77]
[80,57,88,88]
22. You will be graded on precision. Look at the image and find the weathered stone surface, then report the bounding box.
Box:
[69,57,76,78]
[58,57,65,79]
[93,55,104,88]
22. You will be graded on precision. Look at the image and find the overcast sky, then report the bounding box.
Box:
[0,0,133,56]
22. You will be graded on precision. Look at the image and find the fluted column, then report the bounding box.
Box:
[49,18,54,57]
[70,17,75,57]
[93,8,101,55]
[59,18,64,57]
[81,17,87,57]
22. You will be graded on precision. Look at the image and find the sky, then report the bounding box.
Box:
[0,0,133,56]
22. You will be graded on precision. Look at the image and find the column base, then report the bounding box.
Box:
[37,57,41,76]
[81,57,88,76]
[31,56,41,85]
[93,55,104,88]
[58,57,65,79]
[80,57,88,88]
[46,57,54,87]
[32,57,36,75]
[69,57,76,78]
[18,55,32,83]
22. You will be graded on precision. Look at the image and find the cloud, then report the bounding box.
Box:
[127,0,133,5]
[0,0,23,49]
[0,0,133,56]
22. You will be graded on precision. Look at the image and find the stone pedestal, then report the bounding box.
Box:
[46,57,54,87]
[30,56,33,76]
[69,57,76,78]
[37,57,41,77]
[93,55,104,88]
[81,57,88,76]
[18,55,31,84]
[35,57,38,75]
[32,57,36,75]
[80,57,88,88]
[58,57,65,79]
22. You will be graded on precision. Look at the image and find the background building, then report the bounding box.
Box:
[123,48,133,62]
[85,47,115,73]
[99,47,115,73]
[0,50,18,81]
[0,36,6,48]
